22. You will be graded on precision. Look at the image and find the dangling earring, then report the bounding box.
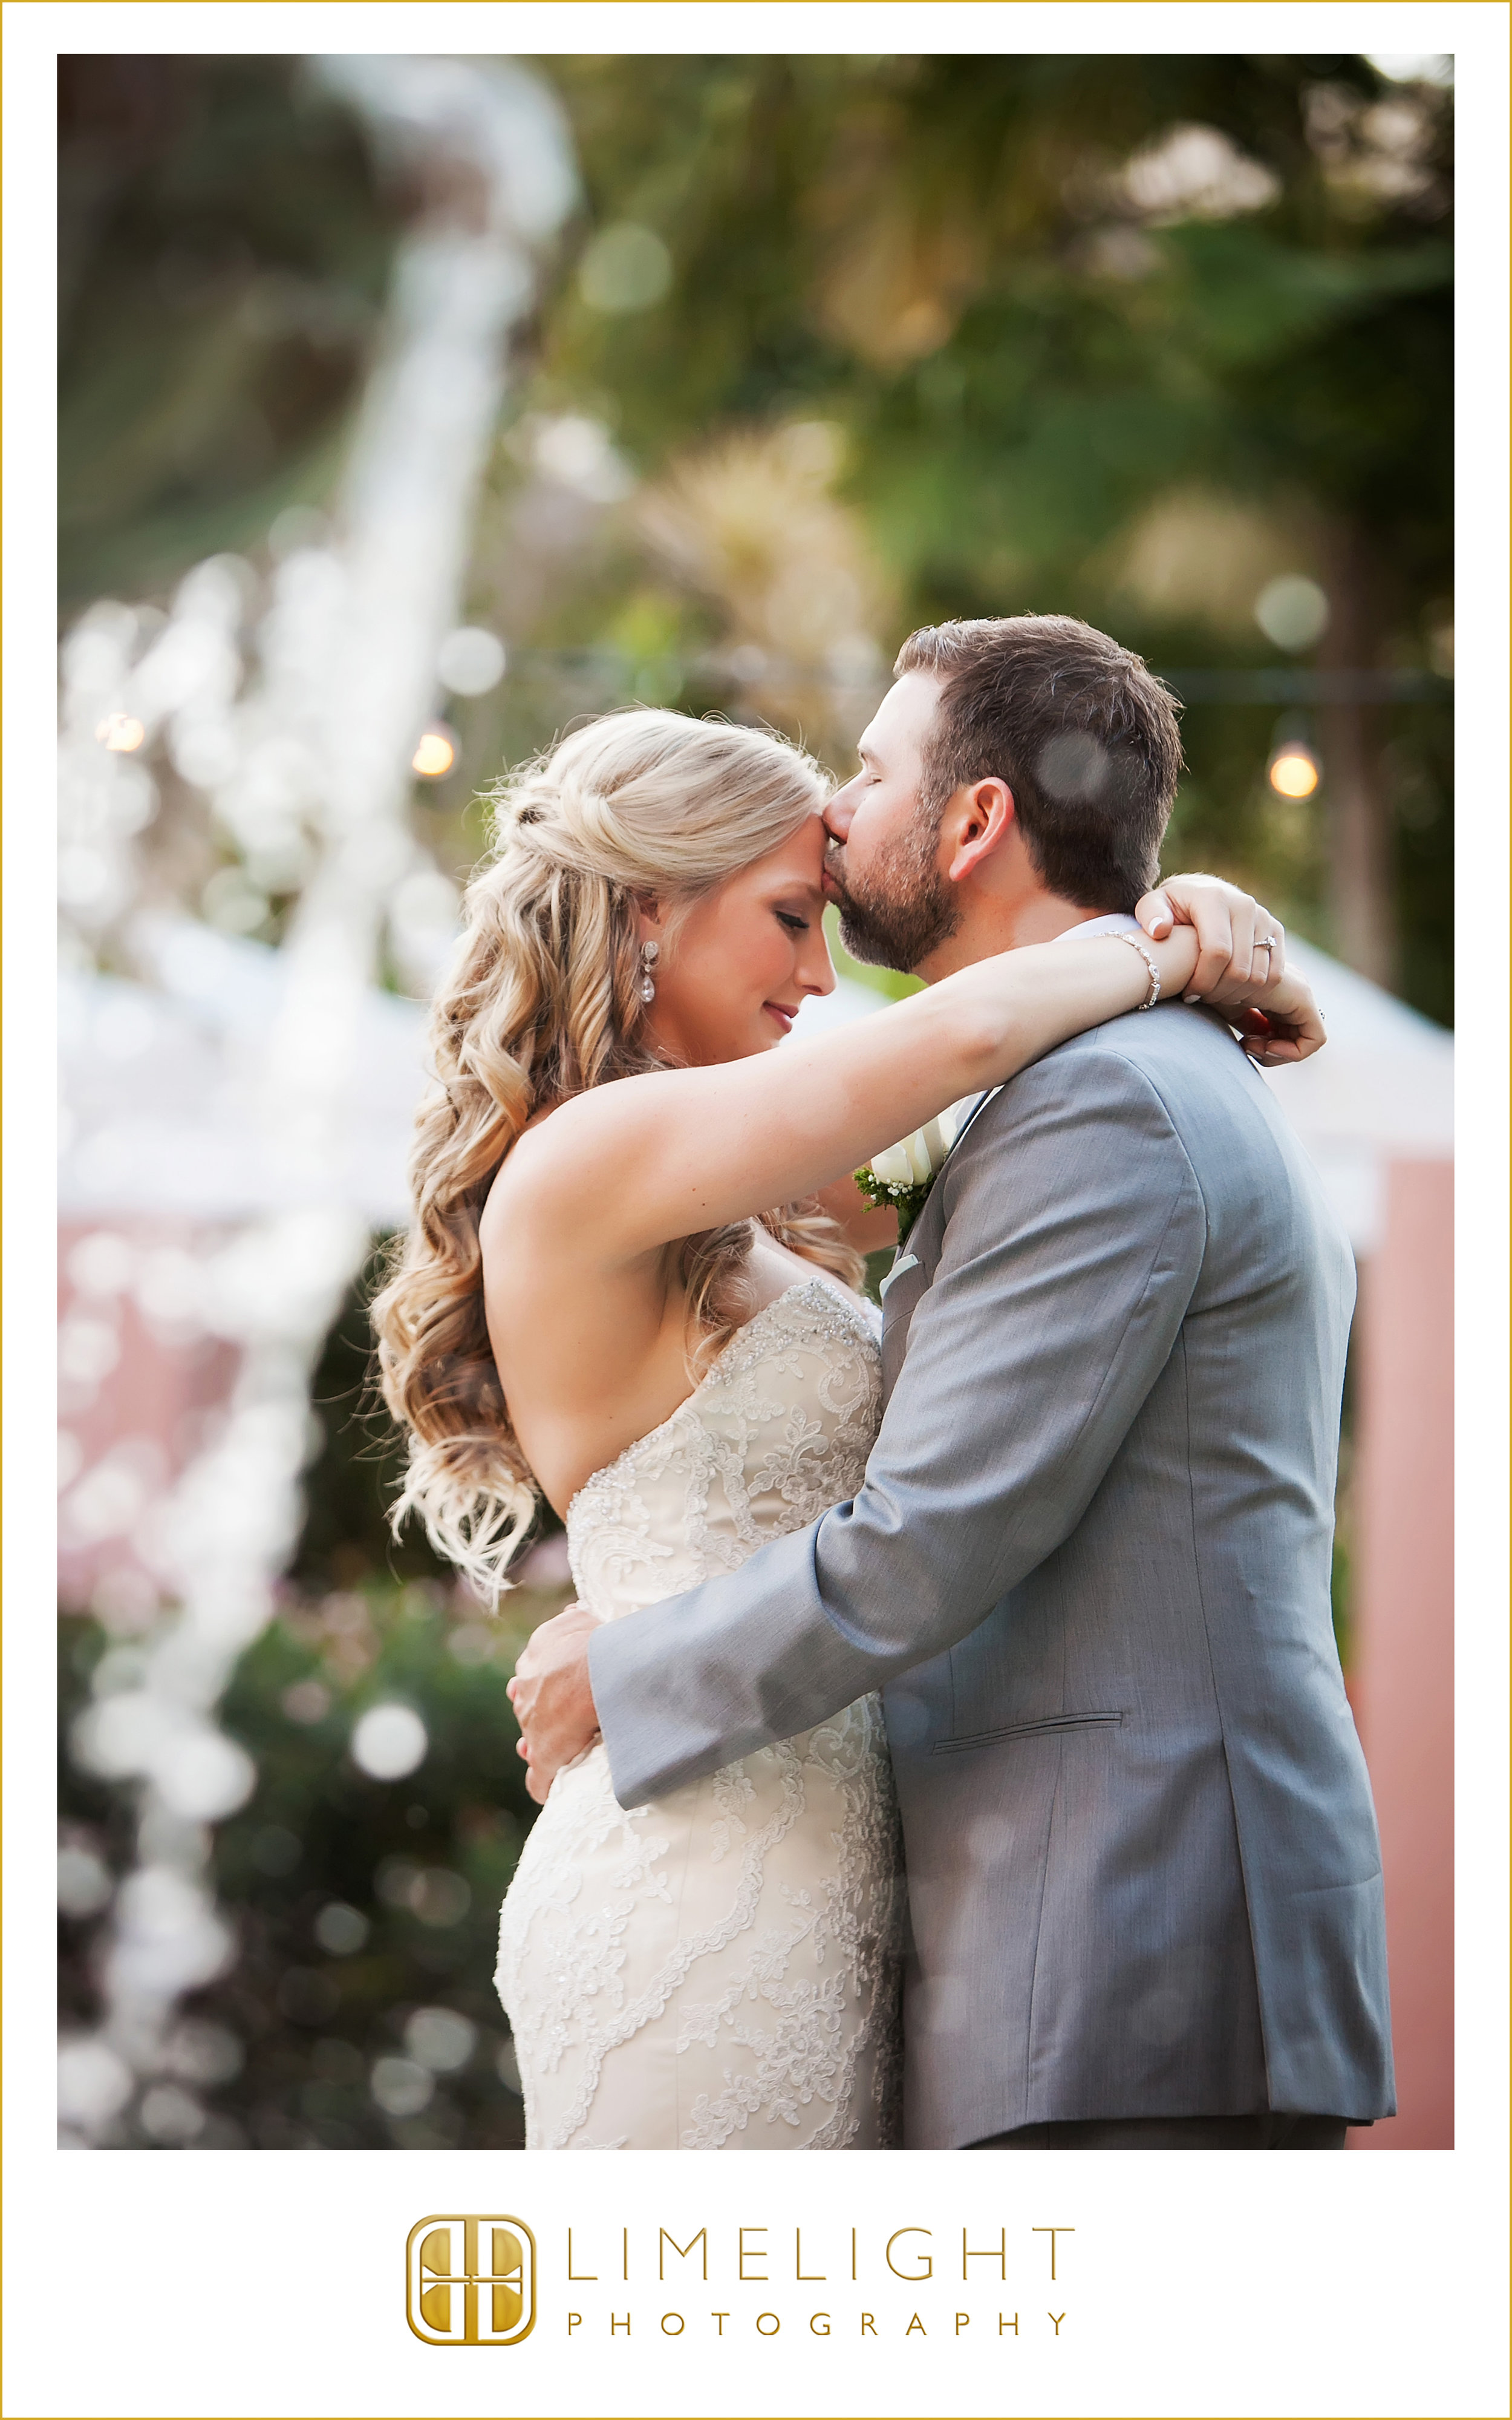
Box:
[639,939,660,1004]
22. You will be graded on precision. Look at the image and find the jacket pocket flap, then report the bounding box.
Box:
[931,1710,1124,1754]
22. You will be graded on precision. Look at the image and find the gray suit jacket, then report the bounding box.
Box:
[591,1004,1395,2146]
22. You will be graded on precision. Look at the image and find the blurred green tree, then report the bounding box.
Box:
[59,54,399,603]
[58,51,1452,1015]
[538,53,1452,1013]
[60,1582,555,2148]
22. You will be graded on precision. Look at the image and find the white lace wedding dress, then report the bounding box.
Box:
[495,1277,904,2150]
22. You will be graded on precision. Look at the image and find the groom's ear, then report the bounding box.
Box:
[943,777,1016,885]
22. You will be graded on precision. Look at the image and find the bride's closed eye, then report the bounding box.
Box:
[775,910,810,934]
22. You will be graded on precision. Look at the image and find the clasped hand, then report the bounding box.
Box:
[507,1601,603,1803]
[1137,873,1323,1065]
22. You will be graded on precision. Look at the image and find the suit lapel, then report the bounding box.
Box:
[878,1090,999,1399]
[947,1085,1000,1154]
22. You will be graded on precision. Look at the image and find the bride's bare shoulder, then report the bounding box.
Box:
[480,1091,673,1315]
[481,1094,601,1228]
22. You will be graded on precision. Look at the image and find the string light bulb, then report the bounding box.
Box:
[411,725,458,779]
[1268,744,1320,799]
[96,713,146,753]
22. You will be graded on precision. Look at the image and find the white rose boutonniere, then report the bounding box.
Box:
[853,1097,976,1248]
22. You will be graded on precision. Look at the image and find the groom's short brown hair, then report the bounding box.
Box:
[894,615,1184,911]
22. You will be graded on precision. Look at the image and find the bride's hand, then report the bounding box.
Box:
[507,1601,602,1804]
[1136,872,1325,1064]
[1136,871,1286,1007]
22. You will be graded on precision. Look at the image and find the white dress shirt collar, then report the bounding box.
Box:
[1052,910,1144,942]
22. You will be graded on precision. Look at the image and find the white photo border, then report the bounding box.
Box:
[10,8,1505,2417]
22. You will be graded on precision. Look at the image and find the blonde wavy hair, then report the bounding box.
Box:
[372,708,865,1601]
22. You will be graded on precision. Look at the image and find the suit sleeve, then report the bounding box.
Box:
[590,1039,1208,1805]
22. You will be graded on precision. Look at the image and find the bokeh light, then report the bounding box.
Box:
[436,625,506,696]
[405,2006,478,2072]
[96,712,146,752]
[370,2053,434,2116]
[1269,745,1322,799]
[313,1902,370,1955]
[411,726,458,779]
[1367,53,1454,84]
[578,221,673,313]
[1254,575,1330,652]
[351,1701,428,1779]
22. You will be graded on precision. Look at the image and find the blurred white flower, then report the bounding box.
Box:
[57,2036,134,2128]
[578,221,671,313]
[1366,53,1453,85]
[1115,123,1280,224]
[67,1231,135,1298]
[529,413,634,503]
[201,866,271,935]
[135,1246,207,1330]
[139,2082,206,2141]
[314,1902,370,1955]
[351,1702,428,1780]
[163,2017,244,2085]
[388,864,462,996]
[71,1689,254,1821]
[157,1730,256,1822]
[437,624,506,695]
[281,1678,331,1725]
[57,1843,114,1919]
[57,1428,84,1493]
[405,2007,477,2072]
[371,2054,434,2117]
[105,1865,232,1999]
[62,1448,152,1545]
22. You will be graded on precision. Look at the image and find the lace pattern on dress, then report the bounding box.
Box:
[495,1280,904,2150]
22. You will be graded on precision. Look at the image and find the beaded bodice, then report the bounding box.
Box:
[565,1277,882,1624]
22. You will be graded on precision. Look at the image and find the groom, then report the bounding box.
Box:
[513,613,1395,2150]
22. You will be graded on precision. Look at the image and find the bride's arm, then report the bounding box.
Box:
[496,926,1318,1269]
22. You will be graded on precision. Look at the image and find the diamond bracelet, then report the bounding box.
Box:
[1112,929,1162,1009]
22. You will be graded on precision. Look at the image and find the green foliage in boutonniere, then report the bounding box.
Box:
[853,1160,934,1249]
[853,1099,975,1250]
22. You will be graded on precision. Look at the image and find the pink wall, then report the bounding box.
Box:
[1347,1159,1455,2150]
[58,1220,241,1626]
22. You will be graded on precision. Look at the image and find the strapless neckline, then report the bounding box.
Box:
[565,1274,873,1520]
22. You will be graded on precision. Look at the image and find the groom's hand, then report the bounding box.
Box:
[507,1602,602,1805]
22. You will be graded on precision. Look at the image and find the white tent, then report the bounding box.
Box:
[60,917,431,1229]
[1251,937,1452,1248]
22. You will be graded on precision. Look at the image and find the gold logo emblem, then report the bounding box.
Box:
[406,2215,536,2346]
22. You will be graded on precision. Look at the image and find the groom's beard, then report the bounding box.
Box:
[827,826,962,975]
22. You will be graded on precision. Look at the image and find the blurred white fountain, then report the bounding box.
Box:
[57,56,577,2140]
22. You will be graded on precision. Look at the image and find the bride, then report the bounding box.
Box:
[373,705,1317,2150]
